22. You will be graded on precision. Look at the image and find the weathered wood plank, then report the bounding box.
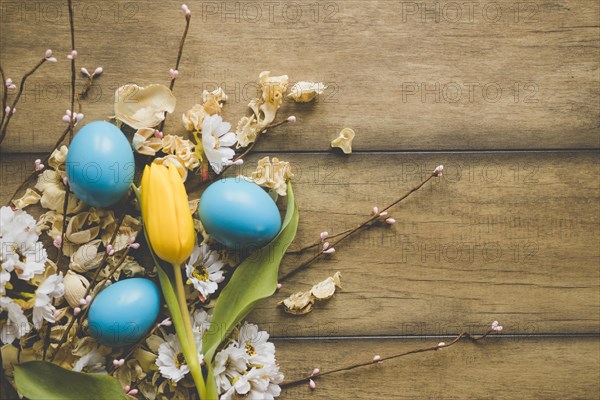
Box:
[1,152,598,335]
[275,337,600,399]
[1,0,598,152]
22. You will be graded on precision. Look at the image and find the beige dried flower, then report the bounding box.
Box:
[331,128,355,154]
[70,239,103,272]
[278,291,315,315]
[66,212,101,245]
[279,272,342,315]
[288,81,327,103]
[63,271,90,308]
[310,271,342,300]
[202,87,228,105]
[182,103,209,132]
[235,115,260,148]
[260,71,288,108]
[48,145,68,170]
[161,135,200,169]
[235,72,288,148]
[182,89,226,132]
[247,156,294,196]
[12,188,41,209]
[35,170,85,213]
[114,84,176,129]
[99,214,141,252]
[132,128,164,156]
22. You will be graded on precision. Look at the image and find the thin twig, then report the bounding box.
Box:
[158,13,191,133]
[67,0,76,141]
[0,64,7,129]
[5,78,96,207]
[0,58,47,144]
[286,228,355,255]
[281,329,496,388]
[280,173,436,282]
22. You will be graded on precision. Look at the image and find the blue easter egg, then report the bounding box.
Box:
[88,278,160,347]
[199,178,282,249]
[66,121,134,207]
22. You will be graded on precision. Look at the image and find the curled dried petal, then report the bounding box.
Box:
[331,128,355,154]
[114,84,176,129]
[278,291,315,315]
[132,128,164,156]
[63,271,90,308]
[287,81,327,103]
[310,271,342,300]
[12,188,41,209]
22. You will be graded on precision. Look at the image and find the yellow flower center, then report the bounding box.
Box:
[245,342,256,356]
[192,265,209,281]
[174,352,186,368]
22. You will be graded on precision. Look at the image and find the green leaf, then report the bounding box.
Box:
[14,361,128,400]
[202,181,299,364]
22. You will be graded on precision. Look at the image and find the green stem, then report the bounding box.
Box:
[173,263,207,398]
[131,185,207,399]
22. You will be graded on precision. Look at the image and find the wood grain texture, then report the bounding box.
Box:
[275,337,600,399]
[1,0,599,153]
[2,152,598,335]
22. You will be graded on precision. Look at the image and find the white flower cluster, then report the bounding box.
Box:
[214,322,283,400]
[0,207,63,344]
[155,311,282,399]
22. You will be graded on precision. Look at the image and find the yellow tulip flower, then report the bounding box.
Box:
[141,163,195,266]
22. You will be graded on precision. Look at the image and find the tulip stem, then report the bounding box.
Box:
[173,263,207,399]
[131,184,207,399]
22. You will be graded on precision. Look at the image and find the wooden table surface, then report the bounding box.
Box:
[1,0,599,398]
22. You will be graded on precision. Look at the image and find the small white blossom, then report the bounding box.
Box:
[202,115,237,174]
[32,274,64,329]
[0,206,47,284]
[185,244,226,301]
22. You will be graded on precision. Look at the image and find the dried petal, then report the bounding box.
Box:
[246,156,294,196]
[63,271,90,308]
[48,145,68,169]
[310,271,342,300]
[278,291,315,315]
[202,87,228,104]
[70,239,103,272]
[287,81,326,103]
[114,84,176,129]
[331,128,355,154]
[132,128,164,156]
[12,188,41,209]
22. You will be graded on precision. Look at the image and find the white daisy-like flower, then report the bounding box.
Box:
[220,365,283,400]
[185,244,226,301]
[201,114,237,174]
[0,206,47,281]
[32,274,64,329]
[214,322,283,399]
[213,345,247,394]
[73,349,108,374]
[237,322,276,367]
[0,296,30,344]
[156,332,204,383]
